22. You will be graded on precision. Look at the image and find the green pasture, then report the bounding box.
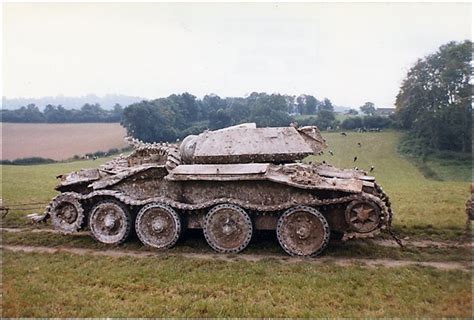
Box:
[2,251,470,317]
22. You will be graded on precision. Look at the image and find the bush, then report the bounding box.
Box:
[341,117,363,130]
[341,116,394,130]
[0,157,56,165]
[107,148,119,155]
[93,151,106,158]
[363,116,393,129]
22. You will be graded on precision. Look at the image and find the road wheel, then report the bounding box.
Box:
[203,204,253,253]
[135,203,181,249]
[50,194,85,233]
[89,199,132,245]
[277,206,330,256]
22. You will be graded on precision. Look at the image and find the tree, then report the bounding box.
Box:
[317,109,337,129]
[304,95,318,115]
[112,103,124,122]
[209,108,232,129]
[248,93,291,127]
[295,94,320,115]
[122,99,178,142]
[2,103,123,123]
[360,102,376,116]
[395,40,472,153]
[320,98,334,112]
[347,108,359,115]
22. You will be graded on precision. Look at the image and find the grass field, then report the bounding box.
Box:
[0,123,127,160]
[1,130,472,317]
[3,251,471,317]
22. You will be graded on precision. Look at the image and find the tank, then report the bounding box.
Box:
[40,123,393,256]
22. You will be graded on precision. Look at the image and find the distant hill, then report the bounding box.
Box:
[1,94,145,110]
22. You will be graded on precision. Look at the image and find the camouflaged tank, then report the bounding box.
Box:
[42,123,393,256]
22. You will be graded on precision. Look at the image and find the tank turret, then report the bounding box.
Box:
[179,123,327,164]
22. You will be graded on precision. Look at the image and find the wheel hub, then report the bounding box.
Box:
[59,205,77,223]
[104,213,116,229]
[222,222,236,236]
[357,210,370,221]
[151,217,166,233]
[296,224,310,239]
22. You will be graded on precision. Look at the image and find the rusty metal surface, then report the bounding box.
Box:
[44,123,394,256]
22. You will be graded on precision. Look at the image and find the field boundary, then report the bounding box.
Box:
[2,244,471,271]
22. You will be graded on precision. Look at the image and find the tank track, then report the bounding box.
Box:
[124,136,181,171]
[374,182,393,227]
[45,190,391,231]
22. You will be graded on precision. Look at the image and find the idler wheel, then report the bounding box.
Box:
[203,204,253,253]
[50,194,84,233]
[135,203,181,249]
[345,200,381,233]
[277,206,330,257]
[89,200,132,245]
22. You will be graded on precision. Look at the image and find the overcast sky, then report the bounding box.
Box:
[3,2,471,107]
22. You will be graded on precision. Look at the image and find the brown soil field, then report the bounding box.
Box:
[0,123,127,160]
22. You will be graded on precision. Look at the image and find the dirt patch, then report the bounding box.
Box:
[2,227,471,249]
[2,244,470,271]
[0,123,127,160]
[368,238,472,249]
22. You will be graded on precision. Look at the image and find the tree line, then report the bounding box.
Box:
[1,103,124,123]
[121,92,348,142]
[395,40,472,153]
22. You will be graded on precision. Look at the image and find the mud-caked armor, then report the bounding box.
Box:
[43,123,393,256]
